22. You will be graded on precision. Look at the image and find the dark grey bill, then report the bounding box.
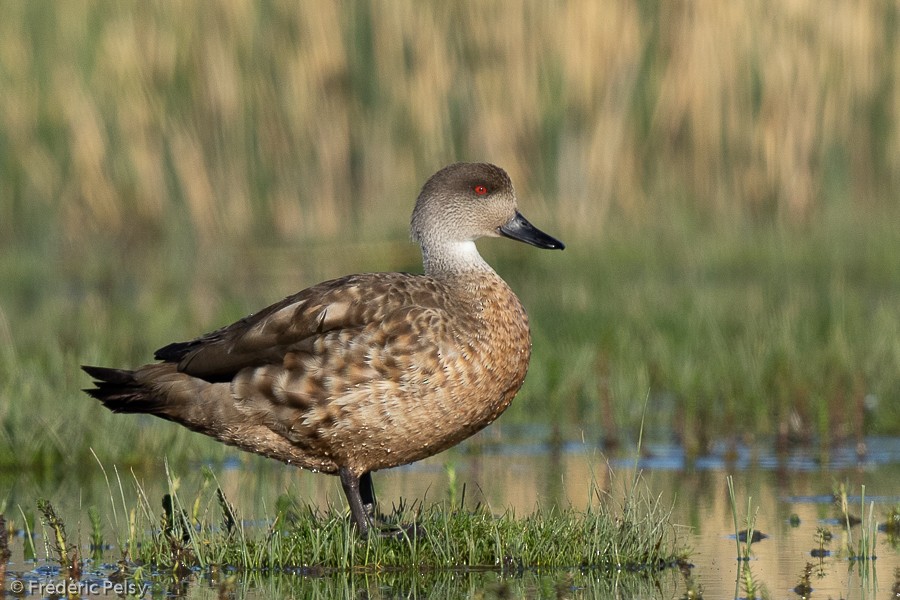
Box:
[499,211,565,250]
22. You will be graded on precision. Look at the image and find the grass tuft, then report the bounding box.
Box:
[18,464,686,580]
[88,506,103,561]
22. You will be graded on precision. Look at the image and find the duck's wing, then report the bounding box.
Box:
[154,272,441,382]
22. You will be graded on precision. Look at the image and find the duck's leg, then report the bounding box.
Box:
[341,468,425,540]
[339,467,371,537]
[360,471,376,517]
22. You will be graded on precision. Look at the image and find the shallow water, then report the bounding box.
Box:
[3,433,900,598]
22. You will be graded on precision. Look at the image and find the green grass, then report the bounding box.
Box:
[557,208,900,446]
[3,204,900,470]
[9,464,685,595]
[135,498,678,573]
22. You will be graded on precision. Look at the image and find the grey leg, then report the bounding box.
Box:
[339,467,370,537]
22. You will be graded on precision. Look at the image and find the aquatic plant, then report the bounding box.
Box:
[725,475,758,562]
[36,500,78,579]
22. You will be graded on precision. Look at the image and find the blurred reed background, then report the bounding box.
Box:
[6,1,898,242]
[1,1,899,468]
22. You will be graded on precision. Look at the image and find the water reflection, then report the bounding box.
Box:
[2,433,900,598]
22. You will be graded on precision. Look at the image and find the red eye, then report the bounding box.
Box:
[474,185,488,196]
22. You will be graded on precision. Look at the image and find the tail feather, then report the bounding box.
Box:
[82,363,311,470]
[81,365,171,417]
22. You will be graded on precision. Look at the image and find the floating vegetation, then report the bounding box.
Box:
[880,505,900,538]
[793,562,814,598]
[735,529,768,544]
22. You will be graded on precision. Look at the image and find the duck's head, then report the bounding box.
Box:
[410,163,565,267]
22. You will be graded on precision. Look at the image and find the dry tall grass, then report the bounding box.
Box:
[1,0,896,244]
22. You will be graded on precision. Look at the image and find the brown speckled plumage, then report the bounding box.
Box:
[83,162,564,537]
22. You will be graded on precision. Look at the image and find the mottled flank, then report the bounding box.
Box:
[83,162,564,536]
